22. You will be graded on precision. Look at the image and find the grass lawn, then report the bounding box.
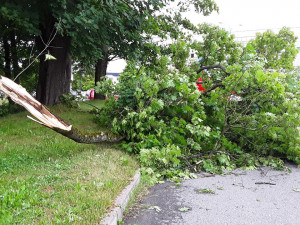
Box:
[0,102,138,224]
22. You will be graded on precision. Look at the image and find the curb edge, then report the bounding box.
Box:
[100,171,141,225]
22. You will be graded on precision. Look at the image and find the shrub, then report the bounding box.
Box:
[59,93,79,108]
[0,102,24,117]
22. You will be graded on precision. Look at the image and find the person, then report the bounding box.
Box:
[196,77,205,92]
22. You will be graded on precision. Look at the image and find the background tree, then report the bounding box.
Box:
[0,0,73,105]
[0,3,39,87]
[91,0,219,99]
[249,27,298,71]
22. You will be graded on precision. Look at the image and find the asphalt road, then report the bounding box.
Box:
[124,163,300,225]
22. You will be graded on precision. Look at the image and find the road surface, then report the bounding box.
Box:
[124,163,300,225]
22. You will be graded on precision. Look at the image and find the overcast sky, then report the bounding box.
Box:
[186,0,300,45]
[108,0,300,71]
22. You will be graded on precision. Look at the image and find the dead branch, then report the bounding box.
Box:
[0,75,123,143]
[255,182,276,185]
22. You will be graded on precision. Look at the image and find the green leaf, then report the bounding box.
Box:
[217,154,230,166]
[45,53,57,61]
[198,188,215,194]
[178,207,190,212]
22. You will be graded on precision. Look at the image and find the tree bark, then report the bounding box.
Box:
[36,21,72,106]
[0,75,124,143]
[10,31,19,83]
[94,45,109,100]
[3,35,15,105]
[3,36,11,79]
[197,63,231,75]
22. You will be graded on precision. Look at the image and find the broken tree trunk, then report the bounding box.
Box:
[0,75,123,143]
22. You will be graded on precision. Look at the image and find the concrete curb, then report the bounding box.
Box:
[100,172,141,225]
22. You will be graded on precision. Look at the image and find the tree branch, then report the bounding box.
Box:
[14,28,58,82]
[0,75,123,143]
[197,63,231,75]
[203,83,225,95]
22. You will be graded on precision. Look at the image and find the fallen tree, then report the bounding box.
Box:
[0,75,123,143]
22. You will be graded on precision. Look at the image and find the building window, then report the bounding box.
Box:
[191,53,194,58]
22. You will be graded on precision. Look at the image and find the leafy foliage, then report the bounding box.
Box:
[210,50,300,166]
[0,0,218,106]
[59,93,79,108]
[192,23,243,66]
[170,40,190,70]
[0,102,24,117]
[96,30,300,180]
[1,0,299,180]
[72,68,95,92]
[249,27,298,70]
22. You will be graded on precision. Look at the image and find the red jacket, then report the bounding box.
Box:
[196,78,205,92]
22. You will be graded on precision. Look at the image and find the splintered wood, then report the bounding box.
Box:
[0,75,71,130]
[0,75,123,143]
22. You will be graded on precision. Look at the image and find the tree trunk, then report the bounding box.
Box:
[10,31,19,83]
[3,35,15,105]
[0,75,124,143]
[94,45,109,100]
[36,23,72,106]
[3,36,11,79]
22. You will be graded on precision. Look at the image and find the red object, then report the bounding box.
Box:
[88,89,95,99]
[196,78,205,92]
[226,91,237,101]
[105,94,119,100]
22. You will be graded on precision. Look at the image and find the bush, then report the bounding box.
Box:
[59,93,79,108]
[0,102,9,117]
[0,102,24,117]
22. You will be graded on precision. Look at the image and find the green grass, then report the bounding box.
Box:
[0,103,138,224]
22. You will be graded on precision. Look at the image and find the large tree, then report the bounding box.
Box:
[0,0,218,105]
[59,0,218,99]
[0,0,73,105]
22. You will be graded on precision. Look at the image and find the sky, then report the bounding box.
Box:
[108,0,300,72]
[187,0,300,45]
